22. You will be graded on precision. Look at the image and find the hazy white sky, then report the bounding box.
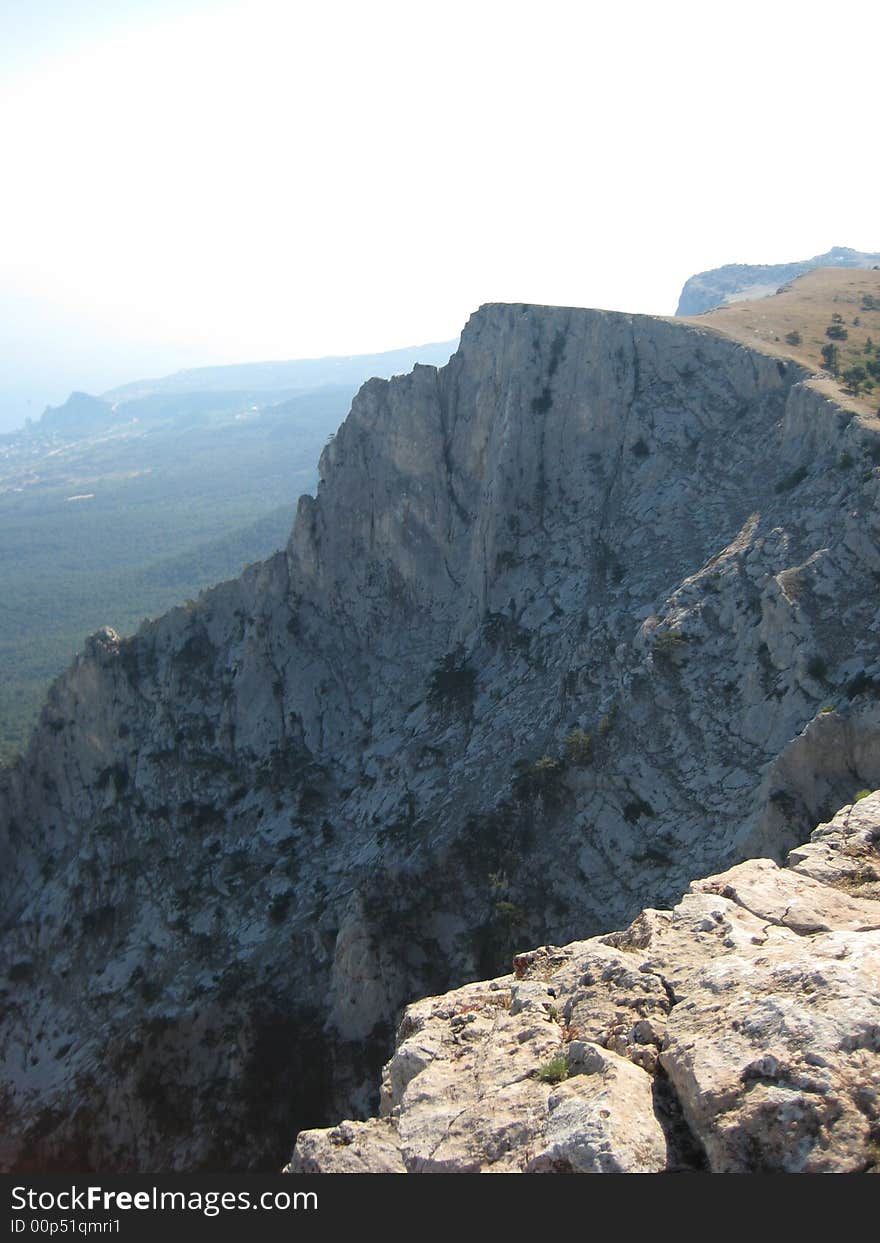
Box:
[1,0,877,424]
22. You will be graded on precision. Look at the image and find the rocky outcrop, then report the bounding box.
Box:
[288,796,880,1173]
[675,245,880,316]
[4,300,880,1171]
[38,391,117,437]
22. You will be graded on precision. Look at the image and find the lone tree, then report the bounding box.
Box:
[821,343,840,375]
[843,364,868,396]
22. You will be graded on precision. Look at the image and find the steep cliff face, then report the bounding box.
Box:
[288,796,880,1174]
[3,301,880,1171]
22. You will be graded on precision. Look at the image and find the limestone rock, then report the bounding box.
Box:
[289,801,880,1173]
[692,856,880,933]
[288,1120,406,1174]
[660,929,880,1172]
[524,1046,669,1173]
[788,791,880,900]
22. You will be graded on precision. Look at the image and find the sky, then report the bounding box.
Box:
[1,0,878,429]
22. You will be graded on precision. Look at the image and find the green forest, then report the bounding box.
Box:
[0,386,355,763]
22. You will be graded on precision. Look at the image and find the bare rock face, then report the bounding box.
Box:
[287,796,880,1173]
[4,299,880,1170]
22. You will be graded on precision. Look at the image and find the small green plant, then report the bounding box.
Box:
[838,451,855,469]
[785,330,802,346]
[854,789,873,803]
[564,728,592,766]
[512,756,566,804]
[427,646,477,711]
[826,323,848,341]
[819,705,836,714]
[805,655,827,680]
[653,630,688,658]
[535,1055,569,1084]
[597,704,617,737]
[494,900,525,926]
[775,465,808,494]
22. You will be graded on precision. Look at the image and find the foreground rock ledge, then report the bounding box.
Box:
[286,795,880,1173]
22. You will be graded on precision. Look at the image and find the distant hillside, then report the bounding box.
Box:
[34,386,353,441]
[676,246,880,316]
[0,385,356,764]
[38,392,116,437]
[678,267,880,417]
[104,340,459,403]
[0,337,459,763]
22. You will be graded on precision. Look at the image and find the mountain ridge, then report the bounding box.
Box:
[102,339,459,404]
[675,245,880,316]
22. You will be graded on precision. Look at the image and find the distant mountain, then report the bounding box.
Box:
[39,391,116,437]
[104,340,459,403]
[28,340,459,442]
[0,384,358,763]
[35,385,353,440]
[675,245,880,316]
[0,336,459,760]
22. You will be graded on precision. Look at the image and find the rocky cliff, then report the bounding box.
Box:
[288,796,880,1173]
[3,299,880,1171]
[675,245,880,316]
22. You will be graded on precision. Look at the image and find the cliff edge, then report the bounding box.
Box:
[288,795,880,1173]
